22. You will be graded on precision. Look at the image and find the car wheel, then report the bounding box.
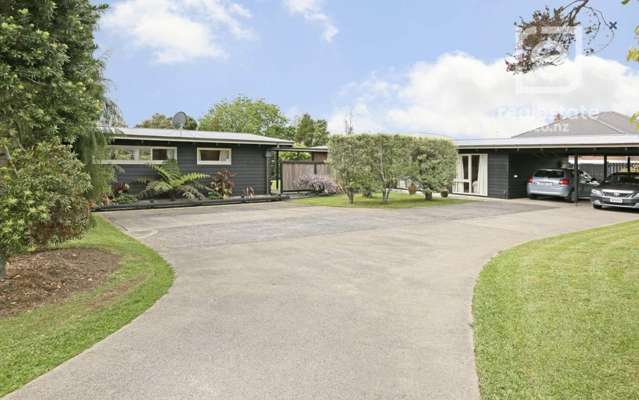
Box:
[528,194,536,200]
[592,203,602,210]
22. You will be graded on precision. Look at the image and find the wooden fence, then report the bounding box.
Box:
[281,161,330,192]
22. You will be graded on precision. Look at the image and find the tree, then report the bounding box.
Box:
[295,114,315,145]
[362,134,415,203]
[0,1,109,147]
[509,0,639,123]
[136,113,198,130]
[136,113,173,129]
[294,114,330,147]
[328,135,375,204]
[199,96,289,137]
[0,1,120,203]
[410,138,458,200]
[0,140,92,278]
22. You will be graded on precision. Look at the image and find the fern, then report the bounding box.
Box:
[138,160,208,200]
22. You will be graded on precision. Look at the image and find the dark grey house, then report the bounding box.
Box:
[453,112,639,199]
[105,128,293,195]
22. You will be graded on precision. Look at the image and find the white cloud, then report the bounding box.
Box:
[285,0,338,42]
[102,0,254,63]
[328,53,639,138]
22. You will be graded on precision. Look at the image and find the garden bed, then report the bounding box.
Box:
[94,194,289,212]
[0,248,120,317]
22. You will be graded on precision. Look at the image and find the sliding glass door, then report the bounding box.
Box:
[453,154,488,196]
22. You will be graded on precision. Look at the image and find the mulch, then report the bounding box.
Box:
[0,248,121,317]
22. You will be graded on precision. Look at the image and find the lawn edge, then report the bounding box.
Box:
[0,215,175,397]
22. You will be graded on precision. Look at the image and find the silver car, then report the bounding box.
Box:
[527,168,597,202]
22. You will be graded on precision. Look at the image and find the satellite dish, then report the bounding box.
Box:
[172,111,187,129]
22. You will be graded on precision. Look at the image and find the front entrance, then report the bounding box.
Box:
[453,154,488,196]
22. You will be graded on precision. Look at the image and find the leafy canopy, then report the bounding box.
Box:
[0,1,108,147]
[199,96,289,137]
[294,113,329,147]
[410,137,458,196]
[136,113,198,130]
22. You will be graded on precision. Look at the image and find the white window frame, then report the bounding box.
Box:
[102,145,178,165]
[197,147,232,165]
[453,153,488,196]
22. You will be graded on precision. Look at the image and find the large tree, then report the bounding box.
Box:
[0,1,109,147]
[199,96,289,137]
[0,0,120,202]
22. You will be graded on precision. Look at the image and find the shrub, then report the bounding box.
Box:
[297,175,338,194]
[210,169,236,198]
[328,135,377,203]
[410,138,457,200]
[0,140,92,277]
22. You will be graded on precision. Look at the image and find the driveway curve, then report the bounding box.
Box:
[6,200,638,400]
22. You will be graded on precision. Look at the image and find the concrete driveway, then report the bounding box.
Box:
[7,199,639,400]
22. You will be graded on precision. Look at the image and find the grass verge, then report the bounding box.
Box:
[473,220,639,400]
[0,216,174,397]
[292,192,470,209]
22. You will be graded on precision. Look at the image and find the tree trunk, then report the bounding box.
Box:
[347,188,354,204]
[424,190,433,201]
[0,255,6,280]
[383,188,391,203]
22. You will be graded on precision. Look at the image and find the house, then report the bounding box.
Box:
[105,127,293,195]
[452,112,639,198]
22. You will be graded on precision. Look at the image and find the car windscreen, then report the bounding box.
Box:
[605,174,639,185]
[533,170,564,178]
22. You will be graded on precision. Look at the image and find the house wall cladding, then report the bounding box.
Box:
[487,153,509,199]
[111,139,268,195]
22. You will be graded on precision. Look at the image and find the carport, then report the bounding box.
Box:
[453,112,639,200]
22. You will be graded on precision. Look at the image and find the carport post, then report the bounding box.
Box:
[628,156,632,173]
[603,155,608,181]
[574,154,579,206]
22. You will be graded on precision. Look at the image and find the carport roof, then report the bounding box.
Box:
[106,127,295,146]
[455,134,639,149]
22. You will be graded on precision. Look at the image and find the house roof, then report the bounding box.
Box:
[513,112,639,138]
[108,127,294,146]
[456,112,639,149]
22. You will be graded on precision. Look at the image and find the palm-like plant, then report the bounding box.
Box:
[138,160,208,201]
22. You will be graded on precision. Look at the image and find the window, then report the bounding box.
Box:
[104,146,177,164]
[197,148,232,165]
[534,169,565,178]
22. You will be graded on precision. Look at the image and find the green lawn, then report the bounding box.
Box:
[0,216,174,397]
[292,192,470,209]
[473,221,639,400]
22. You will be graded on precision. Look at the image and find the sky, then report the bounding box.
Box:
[95,0,639,138]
